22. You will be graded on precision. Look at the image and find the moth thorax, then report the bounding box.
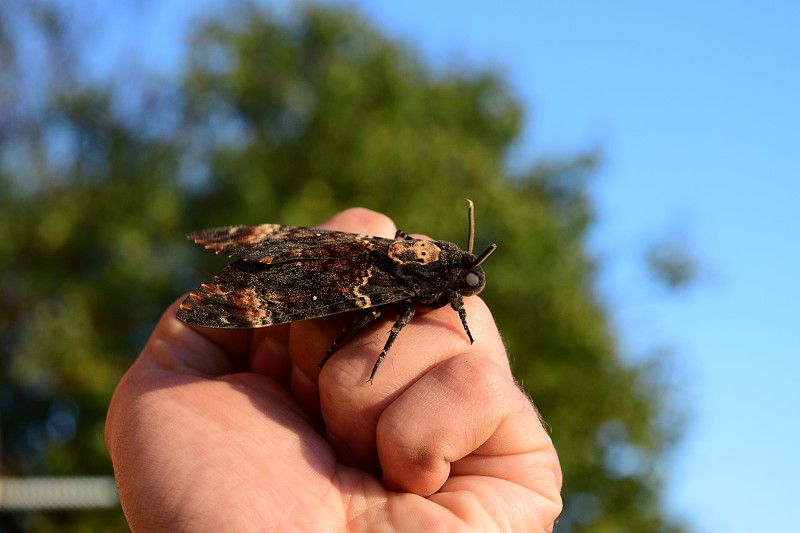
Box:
[388,240,442,264]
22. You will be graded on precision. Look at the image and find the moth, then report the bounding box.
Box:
[177,201,496,382]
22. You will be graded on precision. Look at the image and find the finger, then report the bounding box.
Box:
[313,295,501,473]
[318,207,398,236]
[377,352,558,497]
[142,298,253,377]
[145,298,293,388]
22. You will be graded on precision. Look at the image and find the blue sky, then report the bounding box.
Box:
[313,2,800,531]
[138,2,798,531]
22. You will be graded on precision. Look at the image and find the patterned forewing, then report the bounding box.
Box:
[189,225,391,264]
[177,257,414,328]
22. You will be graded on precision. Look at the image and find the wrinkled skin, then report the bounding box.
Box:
[105,208,562,532]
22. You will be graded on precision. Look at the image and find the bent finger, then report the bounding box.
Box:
[377,353,559,499]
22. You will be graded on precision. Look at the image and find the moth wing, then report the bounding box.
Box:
[177,258,415,328]
[188,224,392,263]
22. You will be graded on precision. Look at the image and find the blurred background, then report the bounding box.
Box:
[1,1,797,531]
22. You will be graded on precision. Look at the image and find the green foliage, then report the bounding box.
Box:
[0,2,686,531]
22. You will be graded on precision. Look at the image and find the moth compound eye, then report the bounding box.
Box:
[460,270,485,296]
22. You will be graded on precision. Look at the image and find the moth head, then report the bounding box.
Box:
[460,243,496,296]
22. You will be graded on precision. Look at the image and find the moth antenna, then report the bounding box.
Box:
[466,198,475,253]
[472,243,497,268]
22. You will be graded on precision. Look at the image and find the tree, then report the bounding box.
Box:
[0,2,685,531]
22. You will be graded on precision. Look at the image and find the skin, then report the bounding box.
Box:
[105,208,563,532]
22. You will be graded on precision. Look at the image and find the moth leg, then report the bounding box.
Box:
[319,308,384,369]
[368,303,416,383]
[448,290,474,344]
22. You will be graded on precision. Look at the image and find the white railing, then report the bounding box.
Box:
[0,476,118,511]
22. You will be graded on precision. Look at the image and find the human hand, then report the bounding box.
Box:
[105,208,562,531]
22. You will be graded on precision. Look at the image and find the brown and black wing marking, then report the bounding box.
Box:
[177,255,415,327]
[177,224,413,328]
[185,224,390,264]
